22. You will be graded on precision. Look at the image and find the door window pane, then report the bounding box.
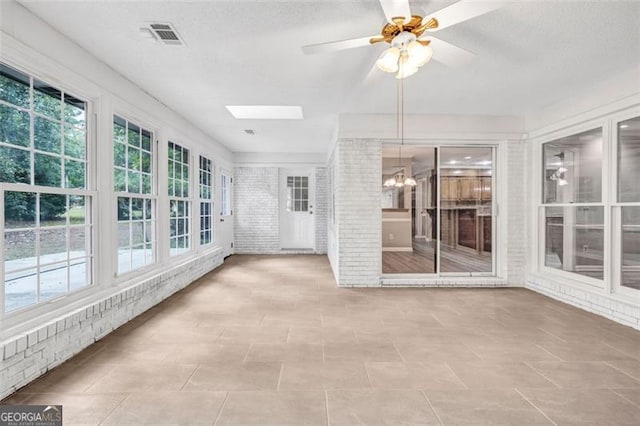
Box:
[543,128,603,204]
[618,117,640,202]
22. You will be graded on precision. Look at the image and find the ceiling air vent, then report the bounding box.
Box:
[244,129,255,135]
[146,23,184,46]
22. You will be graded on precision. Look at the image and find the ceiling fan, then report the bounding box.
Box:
[302,0,505,77]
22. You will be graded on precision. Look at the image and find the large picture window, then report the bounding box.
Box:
[1,62,92,313]
[113,115,155,274]
[541,128,604,280]
[168,141,190,256]
[199,155,213,246]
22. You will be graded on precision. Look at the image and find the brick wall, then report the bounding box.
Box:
[506,140,527,285]
[233,166,328,254]
[233,167,280,253]
[0,250,224,399]
[315,167,328,254]
[336,139,382,286]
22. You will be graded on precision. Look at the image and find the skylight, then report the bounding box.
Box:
[225,105,304,120]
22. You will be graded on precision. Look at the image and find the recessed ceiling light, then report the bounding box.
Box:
[464,156,471,160]
[225,105,303,120]
[449,160,457,164]
[453,170,462,174]
[620,124,629,129]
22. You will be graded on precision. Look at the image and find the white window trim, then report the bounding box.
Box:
[197,154,214,248]
[167,139,194,258]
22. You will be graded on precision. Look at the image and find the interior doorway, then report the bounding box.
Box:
[381,145,495,275]
[280,169,315,250]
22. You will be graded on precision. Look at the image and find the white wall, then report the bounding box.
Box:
[524,65,640,330]
[0,0,233,395]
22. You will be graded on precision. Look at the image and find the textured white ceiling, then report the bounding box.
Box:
[18,0,640,154]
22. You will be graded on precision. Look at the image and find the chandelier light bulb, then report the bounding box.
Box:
[384,177,396,187]
[376,47,400,73]
[396,53,418,79]
[404,177,417,186]
[406,41,433,67]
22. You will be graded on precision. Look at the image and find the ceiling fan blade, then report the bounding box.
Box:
[302,36,378,55]
[427,36,475,68]
[379,0,412,23]
[424,0,506,31]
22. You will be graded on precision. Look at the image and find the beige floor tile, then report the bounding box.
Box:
[20,361,117,393]
[287,326,357,344]
[279,361,370,390]
[394,341,481,363]
[529,361,640,388]
[183,362,281,391]
[323,342,403,362]
[327,389,439,425]
[215,391,326,425]
[613,388,640,408]
[519,388,640,425]
[366,362,466,390]
[538,341,635,362]
[4,392,127,425]
[85,362,196,393]
[79,343,177,365]
[464,342,561,362]
[245,343,324,363]
[218,325,290,343]
[425,389,552,425]
[607,359,640,381]
[448,361,556,389]
[163,343,250,364]
[102,391,227,425]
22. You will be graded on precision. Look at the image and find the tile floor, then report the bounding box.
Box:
[3,254,640,425]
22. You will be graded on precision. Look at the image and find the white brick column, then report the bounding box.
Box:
[336,139,382,286]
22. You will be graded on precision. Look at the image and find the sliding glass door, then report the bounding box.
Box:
[381,145,495,276]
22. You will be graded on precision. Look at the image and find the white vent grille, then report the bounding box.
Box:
[244,129,255,135]
[146,23,184,46]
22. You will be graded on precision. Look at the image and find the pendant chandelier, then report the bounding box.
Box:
[384,75,416,188]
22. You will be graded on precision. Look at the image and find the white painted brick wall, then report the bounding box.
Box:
[315,167,328,254]
[336,139,382,286]
[526,275,640,330]
[506,140,527,285]
[0,250,224,399]
[234,166,328,254]
[233,167,280,253]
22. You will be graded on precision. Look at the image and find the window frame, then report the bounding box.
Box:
[535,119,611,290]
[198,154,214,247]
[112,114,158,276]
[610,108,640,298]
[0,60,97,319]
[167,140,192,257]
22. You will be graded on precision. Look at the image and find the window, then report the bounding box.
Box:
[168,141,190,256]
[221,173,231,216]
[1,62,92,313]
[113,116,155,274]
[199,155,213,245]
[617,116,640,291]
[541,128,604,280]
[286,176,309,212]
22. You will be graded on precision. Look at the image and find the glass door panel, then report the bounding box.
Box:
[439,147,494,274]
[381,146,437,273]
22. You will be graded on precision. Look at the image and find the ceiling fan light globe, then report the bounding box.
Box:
[407,41,433,67]
[404,177,417,186]
[376,47,400,73]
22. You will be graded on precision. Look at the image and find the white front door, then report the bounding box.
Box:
[280,169,315,249]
